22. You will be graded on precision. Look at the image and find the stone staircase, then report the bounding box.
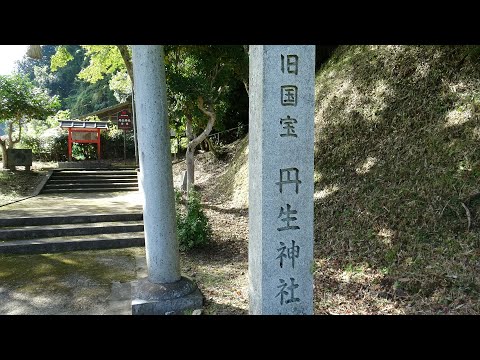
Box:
[41,168,139,194]
[0,213,144,254]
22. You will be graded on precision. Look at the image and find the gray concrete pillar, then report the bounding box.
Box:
[132,45,180,284]
[131,45,202,314]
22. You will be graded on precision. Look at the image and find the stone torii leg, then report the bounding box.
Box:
[130,45,202,315]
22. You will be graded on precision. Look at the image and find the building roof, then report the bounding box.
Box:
[78,101,132,120]
[59,120,109,129]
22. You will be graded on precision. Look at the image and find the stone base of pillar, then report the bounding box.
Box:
[131,276,203,315]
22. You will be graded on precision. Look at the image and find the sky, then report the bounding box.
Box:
[0,45,29,75]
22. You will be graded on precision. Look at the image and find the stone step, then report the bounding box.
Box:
[44,183,139,189]
[56,167,137,171]
[41,187,139,193]
[0,232,145,254]
[48,178,138,184]
[0,213,143,227]
[49,174,138,180]
[0,221,144,240]
[53,170,137,176]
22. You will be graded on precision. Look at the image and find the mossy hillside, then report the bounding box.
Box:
[314,45,480,311]
[214,136,249,208]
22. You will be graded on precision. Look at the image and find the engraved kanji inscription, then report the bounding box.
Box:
[280,115,298,137]
[281,54,299,75]
[276,168,301,193]
[276,240,300,269]
[281,85,297,106]
[277,204,300,231]
[275,277,301,305]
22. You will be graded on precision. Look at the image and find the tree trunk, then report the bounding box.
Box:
[185,118,195,191]
[184,96,217,192]
[205,136,218,157]
[0,141,7,169]
[8,119,21,147]
[117,45,134,85]
[1,119,21,170]
[186,145,195,192]
[118,46,138,166]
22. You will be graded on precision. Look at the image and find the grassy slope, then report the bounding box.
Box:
[213,136,249,208]
[0,170,42,205]
[314,45,480,313]
[217,45,480,313]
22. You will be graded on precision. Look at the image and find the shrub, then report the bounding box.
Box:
[20,127,68,162]
[176,189,212,251]
[40,128,68,161]
[100,127,135,160]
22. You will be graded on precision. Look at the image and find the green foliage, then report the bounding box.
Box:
[165,45,248,137]
[18,110,69,161]
[71,143,101,161]
[0,74,59,123]
[220,80,249,137]
[44,129,68,161]
[17,45,118,117]
[72,143,87,160]
[175,190,212,251]
[65,77,117,117]
[33,65,56,90]
[109,70,132,102]
[78,45,126,83]
[0,73,59,164]
[46,46,87,101]
[100,127,135,159]
[50,46,74,72]
[19,45,248,147]
[49,45,131,105]
[15,45,57,81]
[18,109,135,162]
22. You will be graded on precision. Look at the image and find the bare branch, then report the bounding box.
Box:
[187,96,216,151]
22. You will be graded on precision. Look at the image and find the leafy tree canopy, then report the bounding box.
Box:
[50,46,74,72]
[50,45,132,103]
[165,45,248,129]
[0,74,60,167]
[0,74,60,122]
[76,45,126,83]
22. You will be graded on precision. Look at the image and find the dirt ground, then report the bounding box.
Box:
[173,150,249,314]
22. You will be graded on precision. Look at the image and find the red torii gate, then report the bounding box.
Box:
[59,120,109,161]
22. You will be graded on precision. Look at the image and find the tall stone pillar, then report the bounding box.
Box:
[131,45,202,315]
[249,45,315,314]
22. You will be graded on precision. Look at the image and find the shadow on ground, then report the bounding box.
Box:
[0,249,138,315]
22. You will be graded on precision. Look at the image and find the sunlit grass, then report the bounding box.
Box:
[314,45,480,314]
